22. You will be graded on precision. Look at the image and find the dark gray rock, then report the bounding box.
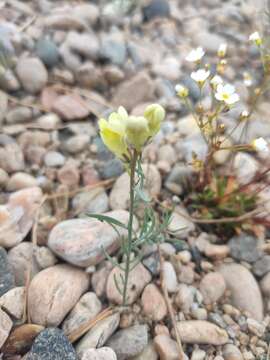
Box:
[228,234,262,263]
[142,0,170,21]
[106,325,148,360]
[36,38,60,68]
[142,252,160,276]
[99,158,124,179]
[208,312,227,329]
[252,255,270,277]
[100,37,127,66]
[27,328,77,360]
[0,247,15,296]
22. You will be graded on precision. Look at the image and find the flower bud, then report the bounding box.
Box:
[126,116,150,152]
[144,103,165,136]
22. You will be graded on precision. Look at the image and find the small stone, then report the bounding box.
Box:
[191,348,206,360]
[44,14,87,31]
[174,320,229,345]
[5,107,33,124]
[252,255,270,277]
[37,113,60,130]
[228,234,262,263]
[174,284,194,314]
[199,272,226,305]
[223,344,243,360]
[62,292,102,337]
[234,153,259,185]
[246,318,265,337]
[91,262,112,297]
[0,187,43,248]
[81,347,117,360]
[162,261,178,293]
[141,284,167,321]
[99,158,124,179]
[191,307,207,321]
[28,264,90,326]
[44,151,66,167]
[16,57,48,94]
[27,328,76,360]
[7,172,38,191]
[0,168,9,188]
[213,137,232,165]
[218,263,264,321]
[57,162,80,187]
[64,134,90,154]
[76,313,120,355]
[0,247,15,296]
[104,65,125,85]
[0,308,13,348]
[7,242,38,286]
[100,32,127,66]
[107,262,151,305]
[72,187,109,215]
[142,0,170,21]
[34,246,57,270]
[52,94,90,121]
[260,272,270,295]
[112,71,155,111]
[73,4,100,26]
[48,210,133,267]
[0,286,25,319]
[65,31,99,61]
[130,341,158,360]
[0,142,25,173]
[109,165,161,210]
[168,207,195,239]
[107,324,148,360]
[36,37,60,67]
[154,334,181,360]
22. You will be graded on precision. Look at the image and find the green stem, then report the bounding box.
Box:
[122,150,137,306]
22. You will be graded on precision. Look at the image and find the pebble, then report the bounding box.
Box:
[199,272,226,305]
[163,261,178,293]
[112,71,155,111]
[28,264,90,326]
[174,284,195,313]
[36,37,60,67]
[223,344,243,360]
[52,94,90,121]
[107,262,151,305]
[34,246,58,270]
[141,284,167,321]
[44,151,66,167]
[57,162,80,187]
[76,313,120,355]
[81,347,117,360]
[7,172,38,191]
[252,255,270,277]
[0,168,9,188]
[174,320,229,345]
[16,57,48,94]
[228,234,262,263]
[0,308,13,348]
[0,247,15,296]
[107,324,148,360]
[218,263,264,321]
[48,210,133,267]
[130,341,158,360]
[246,318,265,337]
[168,207,195,239]
[100,32,127,66]
[5,107,33,124]
[27,327,77,360]
[0,286,25,320]
[73,4,100,26]
[260,272,270,295]
[62,292,102,337]
[109,164,161,209]
[154,334,182,360]
[0,142,25,174]
[142,0,170,21]
[71,187,109,215]
[0,187,43,248]
[234,153,259,185]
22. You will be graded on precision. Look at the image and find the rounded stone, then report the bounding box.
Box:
[16,57,48,94]
[141,284,167,321]
[199,272,226,305]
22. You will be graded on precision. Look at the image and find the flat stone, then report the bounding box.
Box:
[141,284,167,321]
[107,324,148,360]
[0,286,25,319]
[27,328,77,360]
[62,292,102,337]
[48,210,134,267]
[0,187,43,248]
[52,94,90,121]
[16,57,48,94]
[112,71,155,111]
[44,14,88,31]
[109,165,161,210]
[76,313,120,355]
[174,320,228,345]
[7,172,38,191]
[218,263,264,321]
[106,262,151,305]
[28,264,90,326]
[228,234,262,263]
[0,247,15,296]
[0,308,13,349]
[168,207,195,239]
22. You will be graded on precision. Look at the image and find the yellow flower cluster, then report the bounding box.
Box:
[99,104,165,160]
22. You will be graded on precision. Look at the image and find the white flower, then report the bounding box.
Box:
[191,69,210,85]
[252,137,269,152]
[218,43,227,57]
[243,72,252,87]
[249,31,262,46]
[185,47,205,62]
[240,110,249,119]
[215,83,240,105]
[175,84,189,97]
[210,75,223,87]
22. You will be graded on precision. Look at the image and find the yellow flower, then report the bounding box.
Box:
[99,107,129,159]
[126,116,150,151]
[144,103,165,136]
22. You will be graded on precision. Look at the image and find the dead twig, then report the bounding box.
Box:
[158,245,185,360]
